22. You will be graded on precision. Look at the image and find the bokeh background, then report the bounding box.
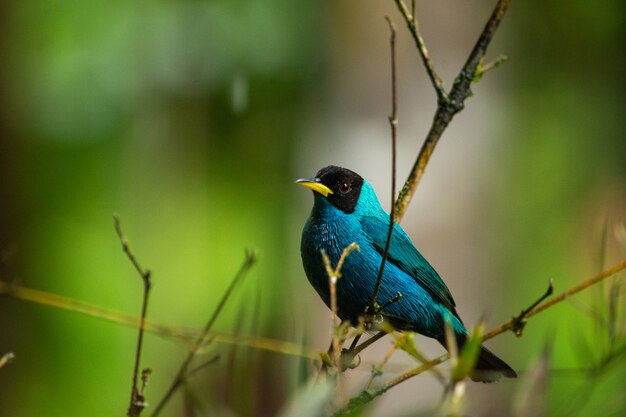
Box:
[0,0,624,416]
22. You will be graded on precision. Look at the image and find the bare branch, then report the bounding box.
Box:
[511,278,554,337]
[366,343,397,389]
[186,354,221,379]
[483,260,626,340]
[393,0,446,102]
[370,16,399,313]
[0,279,321,359]
[114,214,151,283]
[320,243,360,377]
[393,0,513,222]
[321,249,344,381]
[114,214,152,417]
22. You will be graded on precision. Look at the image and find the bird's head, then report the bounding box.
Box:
[295,165,364,214]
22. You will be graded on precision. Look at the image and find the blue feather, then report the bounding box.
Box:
[298,166,517,381]
[301,181,464,338]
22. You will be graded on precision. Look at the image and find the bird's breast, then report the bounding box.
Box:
[300,215,376,313]
[303,218,361,260]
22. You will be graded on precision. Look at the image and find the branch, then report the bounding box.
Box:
[114,214,151,283]
[393,0,446,102]
[370,16,399,314]
[482,260,626,340]
[333,260,626,416]
[151,250,257,417]
[186,354,221,379]
[510,278,554,337]
[0,279,320,359]
[114,214,152,417]
[393,0,512,222]
[320,243,360,376]
[475,54,509,81]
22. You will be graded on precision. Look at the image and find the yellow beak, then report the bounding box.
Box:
[295,178,334,197]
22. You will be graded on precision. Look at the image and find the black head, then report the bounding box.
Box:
[297,165,364,214]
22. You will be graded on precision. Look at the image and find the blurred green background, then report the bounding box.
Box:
[0,1,624,416]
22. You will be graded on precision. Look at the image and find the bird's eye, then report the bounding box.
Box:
[339,182,351,194]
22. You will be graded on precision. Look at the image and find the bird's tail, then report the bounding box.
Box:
[473,344,517,382]
[441,333,517,383]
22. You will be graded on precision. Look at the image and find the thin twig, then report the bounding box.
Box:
[0,279,321,359]
[139,369,152,399]
[391,331,446,383]
[347,333,363,352]
[151,250,257,417]
[333,243,361,276]
[483,260,626,340]
[370,16,399,313]
[393,0,512,222]
[351,331,388,357]
[394,0,446,102]
[475,54,509,81]
[114,214,152,417]
[366,342,398,389]
[320,243,360,376]
[510,278,554,336]
[333,260,626,416]
[321,249,342,383]
[379,292,403,312]
[186,354,221,379]
[114,214,151,282]
[334,331,388,376]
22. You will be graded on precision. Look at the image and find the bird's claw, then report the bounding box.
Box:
[339,348,361,370]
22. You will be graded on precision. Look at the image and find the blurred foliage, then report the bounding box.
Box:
[487,0,626,416]
[0,0,326,416]
[0,0,624,416]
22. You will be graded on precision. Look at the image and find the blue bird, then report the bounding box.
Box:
[297,165,516,382]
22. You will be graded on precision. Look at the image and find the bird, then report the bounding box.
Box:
[297,165,516,382]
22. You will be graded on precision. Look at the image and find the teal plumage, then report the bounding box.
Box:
[298,166,516,382]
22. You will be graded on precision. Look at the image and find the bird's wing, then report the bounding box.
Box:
[360,215,457,312]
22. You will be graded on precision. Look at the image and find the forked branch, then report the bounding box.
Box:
[114,214,152,417]
[393,0,513,222]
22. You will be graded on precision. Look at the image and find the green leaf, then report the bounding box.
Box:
[395,332,429,363]
[453,323,483,381]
